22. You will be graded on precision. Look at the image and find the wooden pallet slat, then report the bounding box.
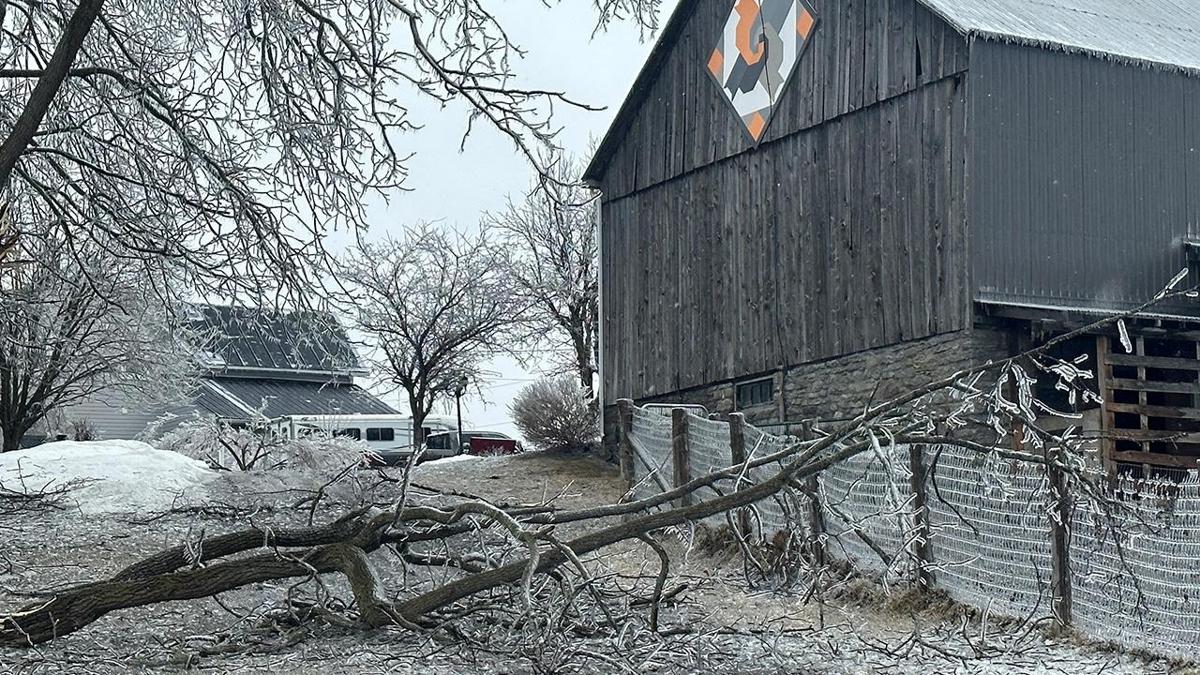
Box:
[1106,378,1200,395]
[1105,402,1200,420]
[1099,332,1200,475]
[1106,353,1200,371]
[1111,450,1200,470]
[1101,430,1200,443]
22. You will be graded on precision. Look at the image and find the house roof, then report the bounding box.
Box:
[584,0,1200,184]
[193,380,256,419]
[190,304,365,376]
[194,377,398,420]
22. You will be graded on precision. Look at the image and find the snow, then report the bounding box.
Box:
[0,440,215,514]
[429,454,483,464]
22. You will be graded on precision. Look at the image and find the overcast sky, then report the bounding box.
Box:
[356,3,669,437]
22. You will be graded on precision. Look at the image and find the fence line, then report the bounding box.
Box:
[618,401,1200,662]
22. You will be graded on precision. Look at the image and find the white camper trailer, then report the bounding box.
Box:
[268,414,459,463]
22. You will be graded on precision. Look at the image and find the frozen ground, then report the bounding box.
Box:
[0,449,1190,674]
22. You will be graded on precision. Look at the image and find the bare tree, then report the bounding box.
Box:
[340,223,518,450]
[0,233,194,451]
[0,1,662,302]
[491,158,599,393]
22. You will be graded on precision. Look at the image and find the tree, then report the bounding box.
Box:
[340,223,518,451]
[0,1,662,301]
[0,234,194,451]
[491,158,599,394]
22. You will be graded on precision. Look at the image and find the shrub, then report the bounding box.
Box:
[69,418,100,442]
[153,417,372,474]
[510,377,598,452]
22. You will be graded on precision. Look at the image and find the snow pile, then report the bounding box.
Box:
[0,440,215,515]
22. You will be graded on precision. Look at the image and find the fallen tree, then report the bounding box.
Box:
[0,287,1192,650]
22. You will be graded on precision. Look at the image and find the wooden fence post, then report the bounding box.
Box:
[616,399,635,485]
[671,408,692,506]
[1047,447,1073,627]
[908,444,934,588]
[728,413,752,537]
[800,422,826,565]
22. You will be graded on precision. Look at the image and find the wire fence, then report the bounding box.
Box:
[623,404,1200,661]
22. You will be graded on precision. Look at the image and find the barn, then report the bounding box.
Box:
[585,0,1200,476]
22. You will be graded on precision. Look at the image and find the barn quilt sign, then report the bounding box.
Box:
[706,0,817,143]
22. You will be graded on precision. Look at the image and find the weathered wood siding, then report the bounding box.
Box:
[599,0,972,404]
[970,41,1200,314]
[597,0,969,200]
[602,78,971,402]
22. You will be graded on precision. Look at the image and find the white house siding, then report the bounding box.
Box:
[37,388,197,442]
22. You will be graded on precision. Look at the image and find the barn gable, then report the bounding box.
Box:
[585,0,969,199]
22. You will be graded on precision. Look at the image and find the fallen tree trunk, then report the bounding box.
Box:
[0,434,871,646]
[2,546,375,645]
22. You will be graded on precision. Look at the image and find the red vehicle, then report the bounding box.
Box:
[426,431,523,457]
[467,435,519,456]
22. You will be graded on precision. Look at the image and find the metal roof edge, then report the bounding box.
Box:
[962,29,1200,79]
[977,298,1200,324]
[205,365,368,379]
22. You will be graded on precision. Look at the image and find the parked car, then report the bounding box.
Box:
[426,430,523,457]
[371,431,466,466]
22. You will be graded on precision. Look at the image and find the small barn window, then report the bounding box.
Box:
[366,428,395,442]
[736,378,774,409]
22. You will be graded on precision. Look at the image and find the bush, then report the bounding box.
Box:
[510,377,598,452]
[69,418,100,442]
[153,417,373,474]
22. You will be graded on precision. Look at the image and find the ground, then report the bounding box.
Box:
[0,451,1189,674]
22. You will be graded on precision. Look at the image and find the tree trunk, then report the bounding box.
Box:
[409,399,427,455]
[0,543,391,646]
[572,333,594,398]
[0,0,106,189]
[0,437,890,646]
[2,421,27,452]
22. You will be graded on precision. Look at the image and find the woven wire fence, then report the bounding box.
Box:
[1070,474,1200,660]
[819,445,916,581]
[626,407,808,533]
[740,425,811,537]
[620,404,1200,660]
[626,406,673,501]
[924,445,1054,619]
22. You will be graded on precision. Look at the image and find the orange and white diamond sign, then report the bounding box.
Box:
[706,0,817,142]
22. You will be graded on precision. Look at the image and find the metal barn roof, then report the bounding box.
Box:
[190,304,365,375]
[921,0,1200,75]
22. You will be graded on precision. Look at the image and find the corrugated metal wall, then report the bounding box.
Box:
[969,41,1200,314]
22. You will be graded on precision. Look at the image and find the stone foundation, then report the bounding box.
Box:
[603,326,1012,449]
